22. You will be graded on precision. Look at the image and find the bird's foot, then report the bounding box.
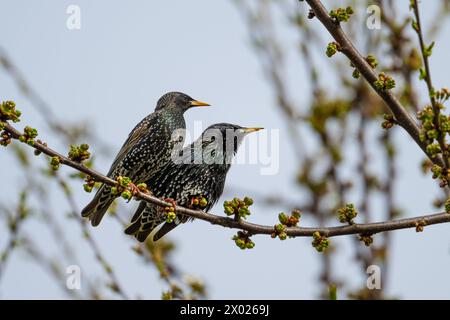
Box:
[164,198,177,210]
[125,183,141,202]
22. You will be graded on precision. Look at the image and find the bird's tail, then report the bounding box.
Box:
[81,184,115,226]
[153,220,181,241]
[124,202,166,242]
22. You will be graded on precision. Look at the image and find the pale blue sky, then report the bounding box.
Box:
[0,0,450,299]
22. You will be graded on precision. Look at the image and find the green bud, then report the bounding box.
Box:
[50,156,60,170]
[431,164,442,179]
[0,101,21,122]
[445,198,450,213]
[243,196,254,206]
[24,126,38,139]
[278,232,287,240]
[292,210,301,219]
[275,224,285,233]
[312,231,330,253]
[235,238,245,249]
[224,206,234,215]
[426,143,441,157]
[329,7,354,23]
[326,42,338,57]
[110,187,119,196]
[117,176,132,188]
[83,184,93,193]
[419,68,427,80]
[423,41,435,57]
[246,241,255,249]
[426,129,438,139]
[278,212,289,224]
[137,183,147,189]
[365,54,378,69]
[199,197,208,208]
[374,73,396,91]
[166,211,176,223]
[238,207,249,218]
[337,203,358,224]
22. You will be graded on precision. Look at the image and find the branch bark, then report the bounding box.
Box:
[2,121,450,240]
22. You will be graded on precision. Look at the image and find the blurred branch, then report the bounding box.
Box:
[56,176,129,299]
[0,47,111,152]
[2,121,450,240]
[0,191,28,281]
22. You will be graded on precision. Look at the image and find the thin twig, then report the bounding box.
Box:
[56,176,129,300]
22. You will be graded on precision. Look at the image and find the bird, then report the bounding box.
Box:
[124,123,263,242]
[81,91,210,226]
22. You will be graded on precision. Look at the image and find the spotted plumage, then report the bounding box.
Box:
[125,123,263,242]
[81,92,209,226]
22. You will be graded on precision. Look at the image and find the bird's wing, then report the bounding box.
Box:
[107,114,153,177]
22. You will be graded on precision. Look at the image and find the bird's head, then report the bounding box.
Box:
[199,123,264,164]
[155,91,210,112]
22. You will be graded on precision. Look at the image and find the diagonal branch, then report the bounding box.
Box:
[303,0,445,168]
[2,121,450,240]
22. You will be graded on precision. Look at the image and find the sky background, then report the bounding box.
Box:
[0,0,450,299]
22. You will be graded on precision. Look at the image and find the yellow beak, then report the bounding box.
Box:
[243,127,264,133]
[190,100,210,107]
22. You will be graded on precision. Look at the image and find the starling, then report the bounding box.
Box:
[124,123,263,242]
[81,92,210,226]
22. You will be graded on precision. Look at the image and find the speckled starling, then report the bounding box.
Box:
[81,92,210,226]
[124,123,263,242]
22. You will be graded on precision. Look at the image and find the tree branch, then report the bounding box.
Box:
[303,0,445,168]
[2,121,450,240]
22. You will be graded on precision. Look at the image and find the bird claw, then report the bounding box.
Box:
[189,195,207,209]
[190,196,201,208]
